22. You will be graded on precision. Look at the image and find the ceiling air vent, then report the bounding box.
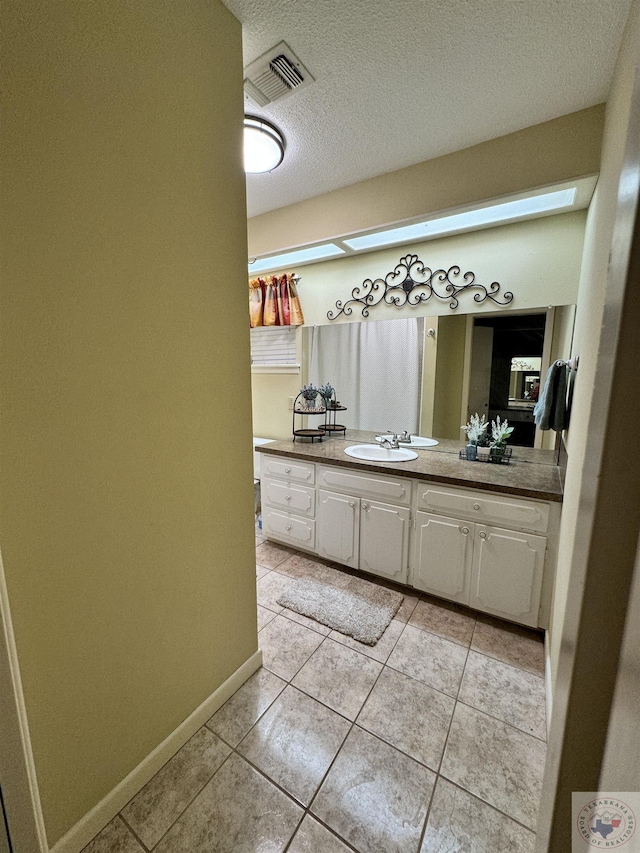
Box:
[244,41,314,108]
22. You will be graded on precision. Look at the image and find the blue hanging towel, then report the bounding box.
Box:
[534,361,568,431]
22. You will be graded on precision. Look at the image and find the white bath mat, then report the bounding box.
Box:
[277,576,403,645]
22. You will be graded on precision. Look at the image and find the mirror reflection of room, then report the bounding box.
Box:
[303,304,575,450]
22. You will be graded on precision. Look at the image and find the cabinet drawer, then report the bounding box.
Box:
[416,484,549,533]
[263,507,316,549]
[318,465,411,506]
[262,478,315,518]
[261,455,315,485]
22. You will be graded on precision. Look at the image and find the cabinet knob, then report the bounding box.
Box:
[473,503,481,511]
[284,467,291,474]
[285,494,291,501]
[461,527,469,535]
[286,525,292,532]
[349,501,355,508]
[362,503,369,511]
[479,531,487,539]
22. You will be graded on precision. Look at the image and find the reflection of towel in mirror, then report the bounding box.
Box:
[534,361,568,431]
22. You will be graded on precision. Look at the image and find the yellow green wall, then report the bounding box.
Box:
[0,1,255,845]
[432,316,468,439]
[295,211,586,326]
[549,0,640,684]
[248,105,603,258]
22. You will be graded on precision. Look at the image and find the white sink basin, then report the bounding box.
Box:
[376,434,439,447]
[345,444,418,462]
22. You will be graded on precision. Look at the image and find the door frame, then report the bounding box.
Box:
[0,548,48,852]
[536,26,640,852]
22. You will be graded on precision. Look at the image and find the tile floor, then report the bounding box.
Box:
[83,529,547,853]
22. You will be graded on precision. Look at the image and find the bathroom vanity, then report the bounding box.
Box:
[258,433,562,629]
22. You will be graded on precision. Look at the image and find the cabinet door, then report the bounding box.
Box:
[412,511,473,604]
[470,524,546,627]
[317,489,359,568]
[360,500,410,584]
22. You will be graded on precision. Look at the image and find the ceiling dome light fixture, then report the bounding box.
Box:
[243,115,285,174]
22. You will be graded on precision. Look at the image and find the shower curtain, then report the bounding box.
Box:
[308,317,424,433]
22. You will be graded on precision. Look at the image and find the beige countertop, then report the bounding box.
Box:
[257,430,563,502]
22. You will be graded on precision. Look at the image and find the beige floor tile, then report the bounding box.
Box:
[276,552,346,583]
[120,728,230,849]
[329,618,405,663]
[259,615,325,680]
[153,753,302,853]
[387,624,468,696]
[357,667,455,770]
[312,726,436,853]
[459,651,547,739]
[257,570,294,613]
[206,667,286,747]
[287,815,352,853]
[394,592,420,623]
[409,597,475,647]
[238,686,350,806]
[292,638,382,720]
[81,817,143,853]
[256,533,267,546]
[255,541,297,570]
[440,703,546,830]
[471,617,545,676]
[256,563,271,580]
[257,604,277,631]
[421,777,536,853]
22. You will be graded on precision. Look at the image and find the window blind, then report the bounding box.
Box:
[250,326,297,365]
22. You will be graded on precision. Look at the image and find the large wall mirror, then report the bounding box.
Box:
[303,304,576,449]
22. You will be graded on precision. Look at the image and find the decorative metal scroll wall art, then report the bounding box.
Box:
[327,254,514,320]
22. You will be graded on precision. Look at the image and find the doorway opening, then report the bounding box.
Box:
[468,313,546,447]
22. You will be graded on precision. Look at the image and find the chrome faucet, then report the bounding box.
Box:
[397,430,412,444]
[379,432,400,449]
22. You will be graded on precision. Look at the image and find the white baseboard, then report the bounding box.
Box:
[50,649,262,853]
[544,630,553,736]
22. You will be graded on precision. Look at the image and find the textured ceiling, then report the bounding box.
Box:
[222,0,631,219]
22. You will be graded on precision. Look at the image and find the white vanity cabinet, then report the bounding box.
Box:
[317,489,360,568]
[413,512,473,605]
[412,482,554,627]
[259,451,560,629]
[260,459,316,551]
[316,466,411,584]
[469,524,546,626]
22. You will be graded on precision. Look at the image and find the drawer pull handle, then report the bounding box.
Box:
[349,501,355,508]
[479,531,487,539]
[286,525,292,532]
[284,467,291,474]
[285,495,291,501]
[473,503,481,510]
[461,527,469,535]
[362,503,369,511]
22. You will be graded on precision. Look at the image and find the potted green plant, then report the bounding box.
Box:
[301,383,321,410]
[476,430,492,461]
[490,416,514,463]
[318,383,335,407]
[462,413,488,460]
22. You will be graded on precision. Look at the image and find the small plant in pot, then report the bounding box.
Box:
[301,384,321,410]
[476,430,492,461]
[462,413,488,460]
[318,383,335,407]
[490,416,514,463]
